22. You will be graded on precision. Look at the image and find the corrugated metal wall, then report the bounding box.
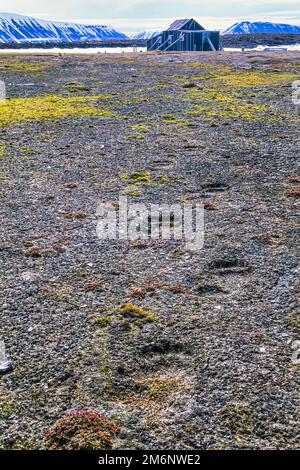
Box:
[147,31,220,52]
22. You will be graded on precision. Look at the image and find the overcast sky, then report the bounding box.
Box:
[1,0,300,33]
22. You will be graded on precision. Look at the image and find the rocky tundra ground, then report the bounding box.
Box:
[0,51,299,450]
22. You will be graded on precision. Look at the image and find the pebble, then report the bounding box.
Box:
[21,271,37,282]
[0,359,13,375]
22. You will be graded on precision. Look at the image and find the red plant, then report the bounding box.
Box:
[128,288,147,298]
[45,411,120,450]
[164,284,188,294]
[287,187,300,198]
[203,201,217,210]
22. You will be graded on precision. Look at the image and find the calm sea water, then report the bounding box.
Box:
[0,44,298,54]
[0,47,147,54]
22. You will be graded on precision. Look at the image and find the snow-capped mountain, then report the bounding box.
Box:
[221,21,300,35]
[0,12,128,44]
[131,31,160,40]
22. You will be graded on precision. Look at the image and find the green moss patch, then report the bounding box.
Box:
[184,70,297,123]
[120,303,157,322]
[0,58,50,73]
[0,94,113,126]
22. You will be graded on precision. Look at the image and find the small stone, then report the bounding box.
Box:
[183,82,197,89]
[119,429,128,439]
[0,359,13,375]
[21,271,38,282]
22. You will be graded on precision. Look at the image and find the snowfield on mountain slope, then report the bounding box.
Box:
[0,12,127,44]
[222,20,300,35]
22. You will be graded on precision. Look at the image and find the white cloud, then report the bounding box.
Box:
[0,0,299,33]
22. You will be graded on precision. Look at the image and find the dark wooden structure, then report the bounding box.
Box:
[147,18,220,52]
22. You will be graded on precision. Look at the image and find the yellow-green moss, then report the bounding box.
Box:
[0,438,37,450]
[182,62,232,75]
[288,313,300,330]
[95,317,113,328]
[120,303,157,322]
[137,376,187,402]
[122,171,173,196]
[206,102,268,122]
[98,365,113,377]
[185,87,267,122]
[63,82,91,93]
[131,124,150,132]
[161,113,195,128]
[222,403,254,435]
[123,171,151,183]
[0,59,50,73]
[0,401,16,418]
[0,94,113,126]
[0,144,6,157]
[127,190,142,198]
[214,72,298,89]
[157,175,172,184]
[127,133,145,140]
[183,70,297,123]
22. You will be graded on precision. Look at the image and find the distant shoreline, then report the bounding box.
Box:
[0,39,146,50]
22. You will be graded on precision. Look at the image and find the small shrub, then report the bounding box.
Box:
[45,410,120,450]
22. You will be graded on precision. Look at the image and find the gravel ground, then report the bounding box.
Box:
[0,51,299,450]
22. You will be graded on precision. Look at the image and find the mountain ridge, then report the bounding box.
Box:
[0,12,128,44]
[131,31,160,40]
[222,21,300,36]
